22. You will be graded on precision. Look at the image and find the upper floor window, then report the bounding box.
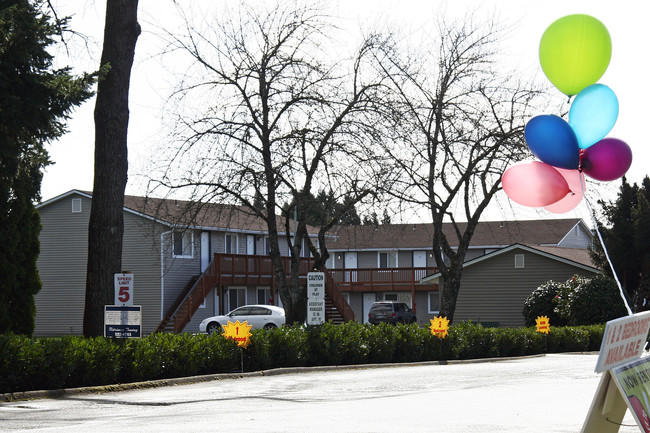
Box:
[225,234,237,254]
[378,251,397,268]
[173,231,194,258]
[71,198,82,213]
[514,253,525,269]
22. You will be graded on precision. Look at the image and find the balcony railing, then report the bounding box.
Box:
[328,267,438,292]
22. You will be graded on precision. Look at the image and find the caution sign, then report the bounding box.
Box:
[307,272,325,325]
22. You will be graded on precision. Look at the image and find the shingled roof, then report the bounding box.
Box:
[122,194,320,235]
[40,190,319,235]
[327,218,587,250]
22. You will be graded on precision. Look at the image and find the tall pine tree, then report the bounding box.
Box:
[590,176,650,311]
[0,0,94,335]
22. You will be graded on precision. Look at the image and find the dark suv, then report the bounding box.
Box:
[368,301,417,325]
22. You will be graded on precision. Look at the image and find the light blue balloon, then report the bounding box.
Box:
[569,84,619,149]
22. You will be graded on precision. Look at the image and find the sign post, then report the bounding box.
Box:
[307,272,325,325]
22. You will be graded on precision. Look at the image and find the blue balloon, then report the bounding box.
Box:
[569,84,619,149]
[525,115,580,169]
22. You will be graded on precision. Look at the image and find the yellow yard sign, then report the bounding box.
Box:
[430,316,450,339]
[535,316,550,334]
[222,320,253,348]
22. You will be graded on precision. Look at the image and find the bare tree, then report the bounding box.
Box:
[151,1,395,323]
[84,0,140,337]
[376,16,545,322]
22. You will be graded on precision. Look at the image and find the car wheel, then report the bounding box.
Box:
[264,323,277,330]
[206,322,222,335]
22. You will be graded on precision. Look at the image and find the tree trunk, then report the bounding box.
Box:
[84,1,140,337]
[439,272,461,323]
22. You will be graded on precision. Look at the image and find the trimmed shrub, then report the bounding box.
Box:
[547,326,590,352]
[0,322,608,395]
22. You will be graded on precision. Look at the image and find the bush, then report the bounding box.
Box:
[568,274,629,325]
[523,280,568,327]
[525,274,630,327]
[0,322,608,395]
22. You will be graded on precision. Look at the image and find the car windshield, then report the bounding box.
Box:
[229,307,252,316]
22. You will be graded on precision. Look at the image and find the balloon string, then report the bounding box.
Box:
[584,195,633,315]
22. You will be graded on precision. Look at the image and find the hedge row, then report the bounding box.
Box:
[0,321,605,394]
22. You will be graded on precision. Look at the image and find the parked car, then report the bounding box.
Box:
[199,305,286,334]
[368,301,417,325]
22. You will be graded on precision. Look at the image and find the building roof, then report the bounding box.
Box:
[328,218,588,250]
[38,190,319,235]
[421,243,599,283]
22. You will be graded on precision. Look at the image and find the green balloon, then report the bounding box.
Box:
[539,14,612,96]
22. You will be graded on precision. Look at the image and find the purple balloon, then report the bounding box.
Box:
[581,138,632,182]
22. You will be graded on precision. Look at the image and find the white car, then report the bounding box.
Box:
[199,304,285,334]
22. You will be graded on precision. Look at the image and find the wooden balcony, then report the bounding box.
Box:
[155,254,438,333]
[328,267,439,292]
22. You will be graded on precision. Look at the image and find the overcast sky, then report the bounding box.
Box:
[43,0,649,223]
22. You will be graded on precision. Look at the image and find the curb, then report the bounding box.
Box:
[0,353,549,402]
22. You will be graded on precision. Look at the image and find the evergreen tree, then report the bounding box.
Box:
[0,0,94,335]
[590,176,650,311]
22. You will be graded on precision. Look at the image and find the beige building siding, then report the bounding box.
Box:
[398,251,411,267]
[35,193,92,336]
[453,248,598,327]
[121,212,165,334]
[35,192,169,336]
[161,229,201,320]
[557,223,592,249]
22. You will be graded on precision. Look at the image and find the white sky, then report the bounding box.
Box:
[43,0,650,224]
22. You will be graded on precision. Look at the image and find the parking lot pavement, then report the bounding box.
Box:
[0,353,643,432]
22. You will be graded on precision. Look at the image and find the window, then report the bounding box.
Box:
[249,306,272,315]
[257,288,271,305]
[515,254,525,269]
[225,234,237,254]
[230,306,251,316]
[172,231,194,258]
[227,287,246,312]
[428,291,440,313]
[264,237,271,255]
[71,198,82,213]
[378,251,397,268]
[384,293,398,301]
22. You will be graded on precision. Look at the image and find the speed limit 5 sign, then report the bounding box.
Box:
[114,273,134,306]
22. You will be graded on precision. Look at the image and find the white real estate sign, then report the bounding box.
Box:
[582,311,650,433]
[104,305,142,338]
[595,311,650,373]
[307,272,325,325]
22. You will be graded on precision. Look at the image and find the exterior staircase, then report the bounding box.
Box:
[324,294,345,324]
[155,253,353,333]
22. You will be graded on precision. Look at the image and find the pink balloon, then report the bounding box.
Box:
[544,168,585,214]
[581,138,633,182]
[502,161,570,207]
